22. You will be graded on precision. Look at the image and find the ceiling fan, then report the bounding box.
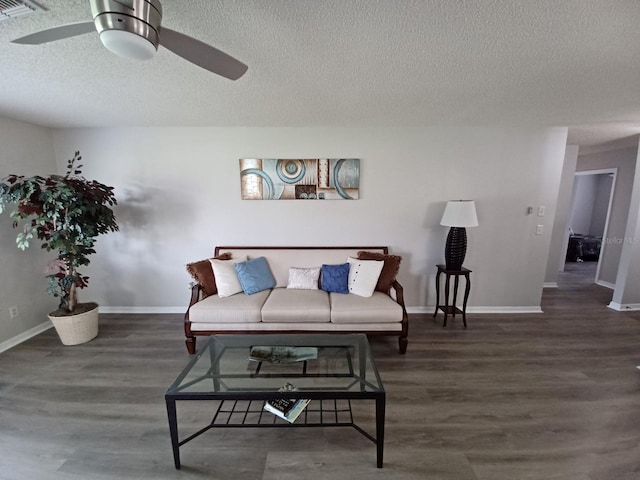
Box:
[11,0,248,80]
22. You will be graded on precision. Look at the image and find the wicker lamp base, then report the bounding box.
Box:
[444,227,467,271]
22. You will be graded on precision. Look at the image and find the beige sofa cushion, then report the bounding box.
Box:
[188,290,270,323]
[190,322,402,332]
[261,288,330,323]
[330,292,403,324]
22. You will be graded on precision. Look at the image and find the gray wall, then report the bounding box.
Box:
[1,122,570,347]
[568,173,613,237]
[545,145,578,284]
[611,144,640,308]
[51,126,568,313]
[569,174,599,236]
[0,116,57,349]
[576,147,638,286]
[591,174,614,236]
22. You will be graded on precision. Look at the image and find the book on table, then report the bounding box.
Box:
[249,346,318,364]
[263,382,310,423]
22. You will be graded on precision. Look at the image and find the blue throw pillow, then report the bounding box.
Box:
[321,263,350,294]
[235,257,276,295]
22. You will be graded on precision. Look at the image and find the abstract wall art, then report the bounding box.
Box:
[239,159,360,200]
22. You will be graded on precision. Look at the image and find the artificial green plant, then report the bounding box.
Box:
[0,151,119,314]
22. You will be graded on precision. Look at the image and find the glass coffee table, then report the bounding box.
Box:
[165,334,386,468]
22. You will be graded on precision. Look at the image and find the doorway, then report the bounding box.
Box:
[563,168,617,286]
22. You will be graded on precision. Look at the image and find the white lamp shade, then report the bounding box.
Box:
[440,200,479,227]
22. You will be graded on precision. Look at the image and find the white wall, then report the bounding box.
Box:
[52,126,568,313]
[0,116,57,349]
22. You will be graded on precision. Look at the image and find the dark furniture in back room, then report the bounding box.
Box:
[566,234,602,262]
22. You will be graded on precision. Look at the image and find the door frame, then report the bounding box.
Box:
[569,168,618,285]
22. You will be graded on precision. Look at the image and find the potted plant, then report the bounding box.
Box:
[0,151,118,345]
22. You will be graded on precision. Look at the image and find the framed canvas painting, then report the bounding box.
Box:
[240,159,359,200]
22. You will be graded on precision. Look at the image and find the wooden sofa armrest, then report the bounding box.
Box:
[188,283,203,307]
[390,280,409,355]
[184,283,204,354]
[390,280,405,306]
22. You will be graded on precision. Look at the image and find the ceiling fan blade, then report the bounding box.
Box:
[159,27,247,80]
[11,22,96,45]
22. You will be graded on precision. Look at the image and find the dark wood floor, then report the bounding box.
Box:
[1,261,639,479]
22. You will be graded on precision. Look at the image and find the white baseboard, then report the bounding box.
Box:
[107,306,531,315]
[607,302,640,311]
[104,306,548,315]
[467,306,543,314]
[98,306,185,314]
[596,280,615,290]
[70,305,551,315]
[543,282,559,288]
[0,320,53,354]
[408,306,543,314]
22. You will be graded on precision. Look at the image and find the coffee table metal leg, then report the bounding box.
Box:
[376,395,386,468]
[166,397,181,469]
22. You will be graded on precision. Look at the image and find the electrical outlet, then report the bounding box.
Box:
[9,305,19,318]
[536,225,544,235]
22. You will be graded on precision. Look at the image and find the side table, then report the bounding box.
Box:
[433,264,471,327]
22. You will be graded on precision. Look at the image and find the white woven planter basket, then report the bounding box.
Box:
[48,305,99,346]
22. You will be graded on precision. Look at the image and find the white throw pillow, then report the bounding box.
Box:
[210,256,247,298]
[346,257,384,297]
[287,267,321,290]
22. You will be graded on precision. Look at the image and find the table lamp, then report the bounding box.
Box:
[440,200,478,270]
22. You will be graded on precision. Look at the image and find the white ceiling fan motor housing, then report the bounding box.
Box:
[90,0,162,61]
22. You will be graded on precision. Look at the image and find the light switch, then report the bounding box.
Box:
[537,206,546,217]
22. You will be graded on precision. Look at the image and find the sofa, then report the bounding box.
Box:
[184,246,409,354]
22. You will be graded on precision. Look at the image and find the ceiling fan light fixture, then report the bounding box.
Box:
[99,29,156,60]
[11,0,247,79]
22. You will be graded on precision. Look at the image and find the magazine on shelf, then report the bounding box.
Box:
[249,346,318,364]
[263,382,310,423]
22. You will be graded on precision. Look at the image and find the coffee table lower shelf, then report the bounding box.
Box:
[165,397,385,469]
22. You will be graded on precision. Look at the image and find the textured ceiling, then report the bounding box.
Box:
[2,0,640,147]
